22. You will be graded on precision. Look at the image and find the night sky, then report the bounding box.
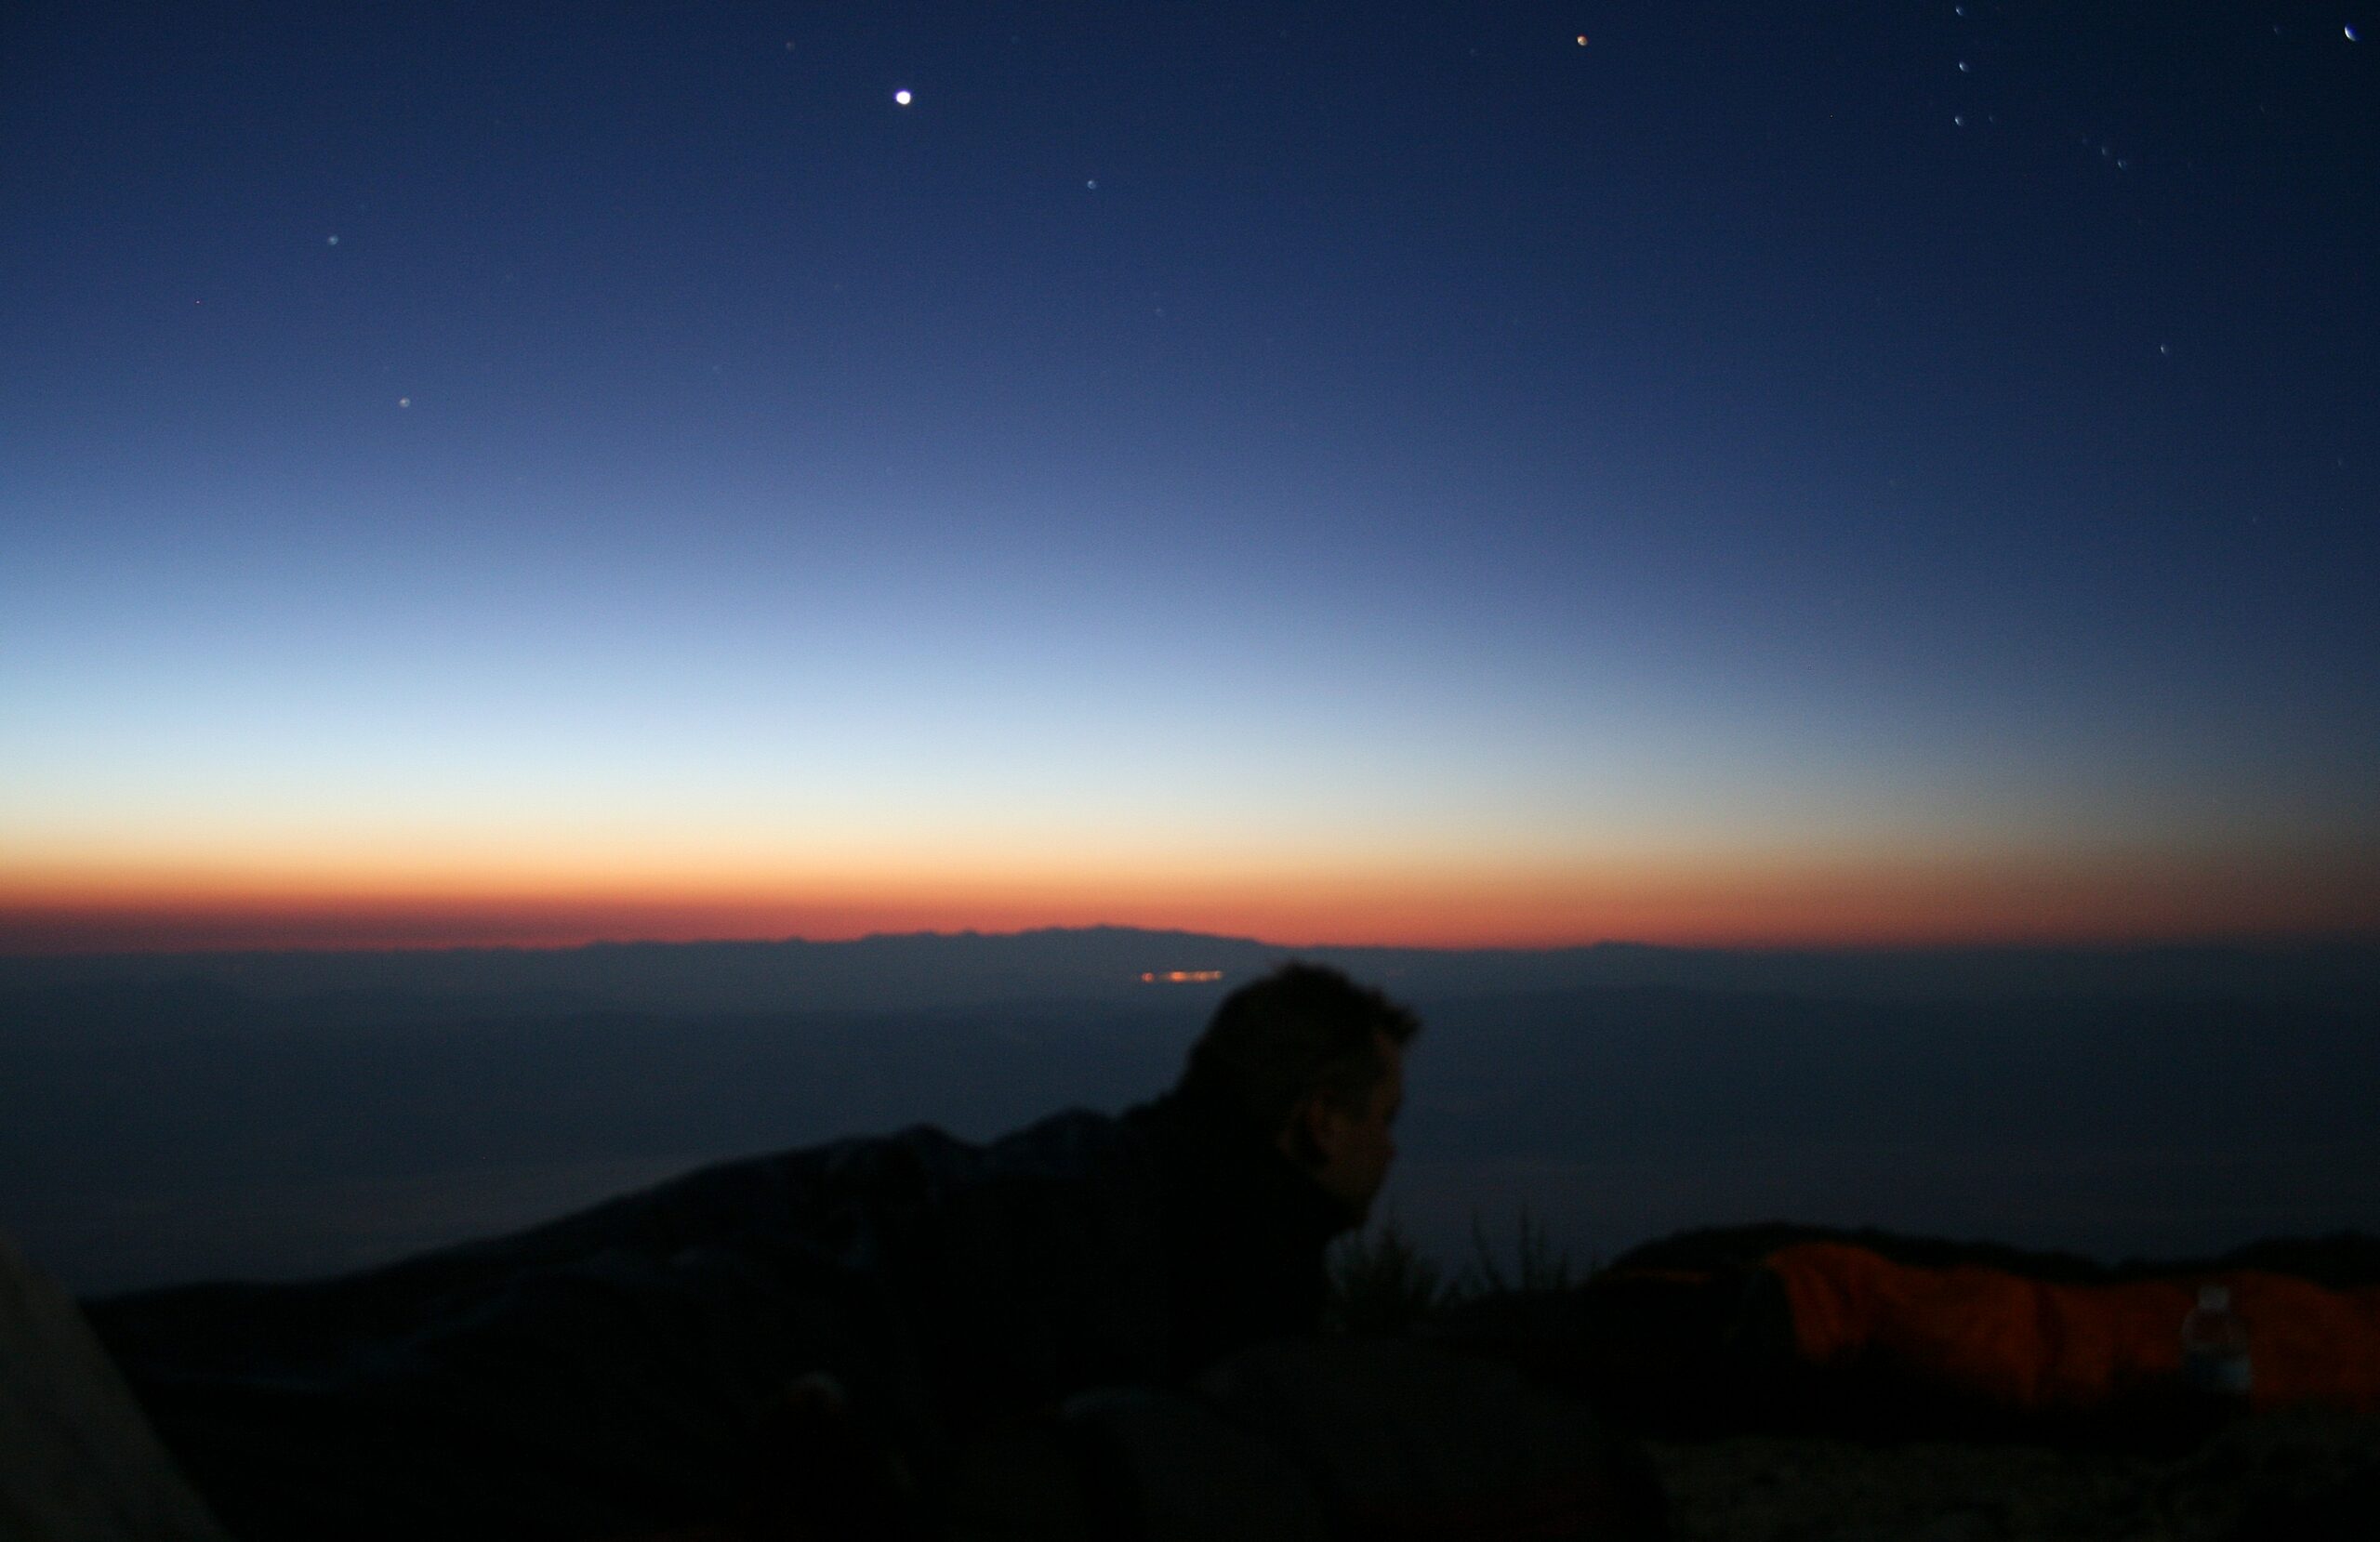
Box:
[5,2,2375,951]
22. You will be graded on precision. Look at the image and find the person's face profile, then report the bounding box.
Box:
[1300,1037,1403,1219]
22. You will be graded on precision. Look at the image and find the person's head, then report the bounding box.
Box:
[1178,962,1421,1218]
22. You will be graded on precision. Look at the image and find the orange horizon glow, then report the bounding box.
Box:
[5,844,2373,955]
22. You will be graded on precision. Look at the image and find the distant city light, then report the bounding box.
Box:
[1141,969,1223,983]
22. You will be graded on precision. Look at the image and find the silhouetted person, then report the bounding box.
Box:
[59,962,1421,1540]
[1130,959,1412,1378]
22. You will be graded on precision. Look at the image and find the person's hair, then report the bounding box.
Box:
[1178,962,1421,1137]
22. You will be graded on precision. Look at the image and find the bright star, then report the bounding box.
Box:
[893,88,912,106]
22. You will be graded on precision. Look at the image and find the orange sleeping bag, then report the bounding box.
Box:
[1764,1241,2380,1415]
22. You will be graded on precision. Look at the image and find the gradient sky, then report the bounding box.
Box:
[5,1,2376,951]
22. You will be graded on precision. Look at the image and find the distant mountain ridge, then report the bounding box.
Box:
[4,924,2375,1017]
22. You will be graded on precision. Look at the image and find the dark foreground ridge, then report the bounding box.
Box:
[70,1164,2380,1542]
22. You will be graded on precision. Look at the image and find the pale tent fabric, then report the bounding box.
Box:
[0,1232,233,1542]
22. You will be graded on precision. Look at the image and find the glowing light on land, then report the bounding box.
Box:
[1142,970,1224,983]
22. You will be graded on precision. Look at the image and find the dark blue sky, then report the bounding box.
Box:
[5,2,2375,949]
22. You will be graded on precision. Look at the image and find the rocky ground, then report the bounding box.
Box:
[1641,1408,2380,1541]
